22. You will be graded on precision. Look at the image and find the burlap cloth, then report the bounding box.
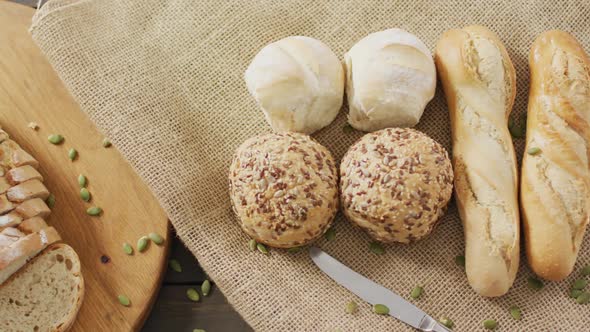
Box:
[29,0,590,330]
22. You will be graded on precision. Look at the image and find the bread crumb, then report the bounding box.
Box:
[27,122,39,130]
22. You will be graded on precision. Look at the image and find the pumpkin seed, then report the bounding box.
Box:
[86,206,102,216]
[137,236,149,252]
[577,292,590,304]
[570,289,583,299]
[68,148,78,161]
[527,277,544,290]
[527,147,542,155]
[454,255,465,268]
[102,138,112,147]
[169,258,182,272]
[325,227,336,241]
[80,188,91,202]
[345,301,357,314]
[186,288,200,302]
[193,330,206,332]
[369,241,385,255]
[48,134,64,144]
[508,117,526,139]
[439,317,454,329]
[509,306,521,320]
[257,243,269,254]
[287,246,302,253]
[248,239,257,251]
[581,265,590,276]
[149,232,165,245]
[46,194,55,208]
[342,124,354,133]
[123,243,133,255]
[78,174,87,188]
[483,319,497,330]
[410,286,423,299]
[117,295,130,307]
[573,279,588,290]
[372,304,389,315]
[201,280,211,296]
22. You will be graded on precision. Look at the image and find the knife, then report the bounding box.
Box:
[310,247,451,332]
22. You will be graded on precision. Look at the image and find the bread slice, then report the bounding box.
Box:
[0,226,61,285]
[6,165,43,186]
[17,217,48,234]
[15,198,51,219]
[0,194,15,215]
[0,244,84,332]
[6,179,49,203]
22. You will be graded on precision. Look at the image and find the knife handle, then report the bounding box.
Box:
[418,316,452,332]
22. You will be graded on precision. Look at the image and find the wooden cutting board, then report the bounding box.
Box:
[0,1,170,331]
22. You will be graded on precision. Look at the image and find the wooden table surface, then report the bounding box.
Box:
[8,1,253,331]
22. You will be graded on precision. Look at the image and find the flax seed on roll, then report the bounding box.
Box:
[229,132,339,248]
[340,128,453,243]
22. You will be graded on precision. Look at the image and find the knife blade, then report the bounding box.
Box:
[309,247,451,332]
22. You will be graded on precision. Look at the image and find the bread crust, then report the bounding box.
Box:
[435,25,519,296]
[521,30,590,281]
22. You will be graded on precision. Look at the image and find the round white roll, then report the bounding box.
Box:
[245,36,344,134]
[344,29,436,132]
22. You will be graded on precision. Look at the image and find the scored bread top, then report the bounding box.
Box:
[435,25,520,296]
[521,30,590,281]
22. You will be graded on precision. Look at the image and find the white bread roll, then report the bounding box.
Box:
[344,29,436,132]
[521,31,590,281]
[435,26,519,297]
[245,36,344,134]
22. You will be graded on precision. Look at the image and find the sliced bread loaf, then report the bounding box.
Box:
[0,244,84,332]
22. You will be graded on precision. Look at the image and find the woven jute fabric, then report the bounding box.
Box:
[30,1,590,330]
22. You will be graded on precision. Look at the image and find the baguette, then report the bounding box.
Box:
[435,25,520,296]
[521,31,590,281]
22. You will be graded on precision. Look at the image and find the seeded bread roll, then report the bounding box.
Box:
[521,31,590,281]
[340,128,453,243]
[229,133,338,248]
[435,26,520,296]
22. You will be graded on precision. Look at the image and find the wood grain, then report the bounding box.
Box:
[0,2,170,331]
[143,286,253,332]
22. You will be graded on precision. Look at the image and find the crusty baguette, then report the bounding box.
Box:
[435,25,520,296]
[521,31,590,281]
[0,244,84,332]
